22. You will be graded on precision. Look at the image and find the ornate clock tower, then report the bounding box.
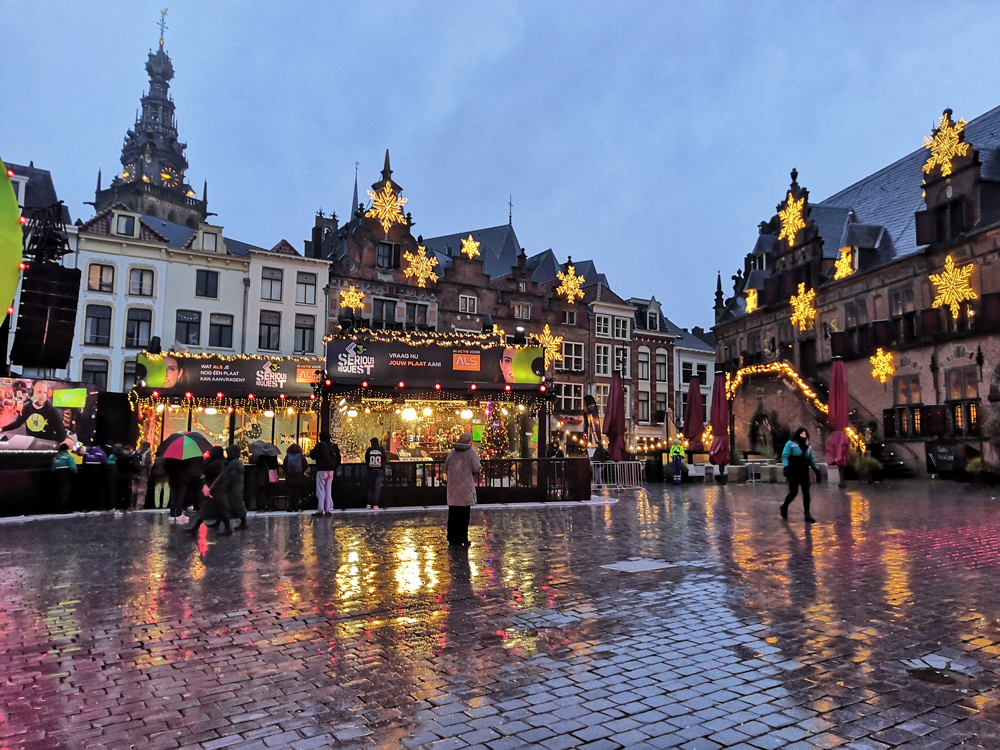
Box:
[94,16,207,228]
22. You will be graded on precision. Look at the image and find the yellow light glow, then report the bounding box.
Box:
[340,285,365,312]
[789,282,816,331]
[922,109,969,178]
[365,181,407,233]
[204,407,217,415]
[347,409,358,417]
[778,191,806,247]
[423,407,432,416]
[533,324,563,371]
[929,254,977,320]
[287,407,295,414]
[263,410,275,418]
[403,245,439,287]
[834,246,854,280]
[870,348,895,384]
[460,235,480,259]
[492,324,506,341]
[745,288,758,314]
[460,409,473,419]
[155,404,164,413]
[402,407,417,421]
[556,265,585,303]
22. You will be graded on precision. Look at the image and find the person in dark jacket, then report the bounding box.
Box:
[310,432,341,515]
[364,437,385,510]
[51,444,77,514]
[187,446,232,536]
[81,444,108,510]
[780,427,821,523]
[113,444,134,512]
[166,456,202,523]
[282,443,307,512]
[255,450,280,512]
[223,444,248,528]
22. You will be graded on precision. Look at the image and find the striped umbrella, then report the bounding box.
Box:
[159,431,213,460]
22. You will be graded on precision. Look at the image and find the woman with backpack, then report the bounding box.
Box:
[282,443,307,512]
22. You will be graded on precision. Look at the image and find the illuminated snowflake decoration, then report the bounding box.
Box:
[778,192,806,247]
[403,244,439,287]
[922,110,969,178]
[339,285,365,312]
[533,324,563,371]
[365,182,408,233]
[929,254,977,320]
[556,265,585,303]
[460,234,480,259]
[870,348,895,385]
[789,282,816,331]
[834,246,854,280]
[744,289,758,314]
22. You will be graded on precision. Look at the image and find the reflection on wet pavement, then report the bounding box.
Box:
[1,481,1000,748]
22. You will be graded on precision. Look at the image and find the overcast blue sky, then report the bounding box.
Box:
[4,1,1000,328]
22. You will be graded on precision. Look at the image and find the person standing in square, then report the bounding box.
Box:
[365,437,385,509]
[310,432,341,516]
[444,433,480,546]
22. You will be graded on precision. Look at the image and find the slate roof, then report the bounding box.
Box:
[660,316,715,353]
[582,282,628,306]
[141,215,197,248]
[422,225,522,279]
[628,297,673,337]
[6,162,72,224]
[818,103,1000,257]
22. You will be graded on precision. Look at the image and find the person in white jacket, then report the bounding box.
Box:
[444,433,480,546]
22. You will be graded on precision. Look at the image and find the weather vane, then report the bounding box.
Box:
[159,8,169,45]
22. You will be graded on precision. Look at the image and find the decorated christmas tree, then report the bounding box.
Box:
[480,418,509,459]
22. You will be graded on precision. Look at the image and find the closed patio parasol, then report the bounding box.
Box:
[826,358,851,468]
[682,376,704,452]
[708,372,730,469]
[603,371,627,461]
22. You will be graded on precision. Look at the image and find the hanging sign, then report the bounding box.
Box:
[137,353,324,397]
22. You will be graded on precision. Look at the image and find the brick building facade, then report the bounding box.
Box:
[714,105,1000,476]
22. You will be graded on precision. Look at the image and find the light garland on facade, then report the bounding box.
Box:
[531,324,563,371]
[403,244,440,287]
[339,285,365,312]
[556,265,585,303]
[922,109,969,178]
[789,282,816,331]
[869,348,895,384]
[130,392,320,413]
[365,181,407,233]
[460,235,480,259]
[834,246,854,280]
[744,289,758,314]
[327,328,508,349]
[929,254,977,320]
[725,361,865,452]
[778,191,806,247]
[140,351,324,365]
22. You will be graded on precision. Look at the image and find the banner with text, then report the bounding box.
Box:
[138,354,324,397]
[326,341,544,387]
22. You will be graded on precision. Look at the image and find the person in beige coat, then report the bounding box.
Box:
[444,432,480,546]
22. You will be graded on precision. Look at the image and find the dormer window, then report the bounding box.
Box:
[647,312,658,330]
[751,254,767,271]
[518,281,526,292]
[115,215,136,237]
[202,232,217,252]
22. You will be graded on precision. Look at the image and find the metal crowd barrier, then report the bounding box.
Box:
[590,460,645,491]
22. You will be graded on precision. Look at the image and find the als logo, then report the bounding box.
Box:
[337,342,376,376]
[255,361,287,389]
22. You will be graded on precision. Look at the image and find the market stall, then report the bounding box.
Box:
[321,329,591,507]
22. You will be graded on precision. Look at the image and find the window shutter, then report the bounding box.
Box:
[830,331,847,356]
[920,308,942,336]
[883,409,896,439]
[531,304,541,320]
[781,272,796,297]
[392,245,401,269]
[915,209,936,246]
[873,320,892,347]
[764,278,777,305]
[981,292,1000,324]
[924,405,946,436]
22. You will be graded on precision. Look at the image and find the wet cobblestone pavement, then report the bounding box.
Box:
[2,482,1000,749]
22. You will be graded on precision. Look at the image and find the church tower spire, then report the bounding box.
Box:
[94,10,207,228]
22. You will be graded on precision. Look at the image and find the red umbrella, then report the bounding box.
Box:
[826,359,851,467]
[603,371,627,461]
[683,376,704,452]
[708,372,730,467]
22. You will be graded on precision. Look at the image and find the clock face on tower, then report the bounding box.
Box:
[122,163,137,183]
[159,166,179,188]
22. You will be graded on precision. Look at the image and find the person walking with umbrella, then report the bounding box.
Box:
[781,427,820,523]
[444,433,480,546]
[186,446,232,536]
[160,432,213,523]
